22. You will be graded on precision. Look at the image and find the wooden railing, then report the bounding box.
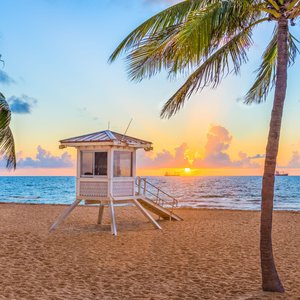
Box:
[135,177,178,210]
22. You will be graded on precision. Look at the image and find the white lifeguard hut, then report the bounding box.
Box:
[49,130,181,235]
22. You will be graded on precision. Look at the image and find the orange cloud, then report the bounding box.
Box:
[137,143,190,169]
[0,126,269,176]
[282,151,300,168]
[138,125,262,170]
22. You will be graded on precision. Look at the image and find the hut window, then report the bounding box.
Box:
[94,152,107,175]
[81,151,107,176]
[81,152,93,176]
[113,151,133,177]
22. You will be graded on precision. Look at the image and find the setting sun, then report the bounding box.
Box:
[184,168,191,173]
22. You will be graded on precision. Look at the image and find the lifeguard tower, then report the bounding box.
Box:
[49,130,182,235]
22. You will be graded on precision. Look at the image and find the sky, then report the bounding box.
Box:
[1,0,300,176]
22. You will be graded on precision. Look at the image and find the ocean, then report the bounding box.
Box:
[0,176,299,210]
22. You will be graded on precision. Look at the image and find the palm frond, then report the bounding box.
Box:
[288,3,300,18]
[0,127,16,169]
[0,93,16,169]
[125,25,181,81]
[266,0,280,11]
[120,0,262,82]
[109,0,204,63]
[287,0,300,10]
[166,0,262,75]
[288,32,299,64]
[0,92,11,130]
[176,0,259,50]
[160,18,267,119]
[244,27,299,104]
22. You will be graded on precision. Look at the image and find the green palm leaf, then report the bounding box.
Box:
[0,127,16,169]
[0,92,16,169]
[109,0,204,63]
[244,27,299,104]
[110,0,300,115]
[160,19,267,118]
[118,0,262,82]
[0,92,11,130]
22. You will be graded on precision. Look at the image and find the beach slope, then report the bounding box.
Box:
[0,204,299,299]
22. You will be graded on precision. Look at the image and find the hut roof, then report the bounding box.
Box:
[59,130,152,150]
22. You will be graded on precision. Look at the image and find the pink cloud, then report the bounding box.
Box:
[283,151,300,168]
[17,146,74,169]
[137,143,190,169]
[193,125,232,167]
[138,125,261,169]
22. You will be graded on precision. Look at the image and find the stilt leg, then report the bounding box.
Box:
[133,199,162,230]
[109,197,117,236]
[49,199,82,232]
[97,204,104,224]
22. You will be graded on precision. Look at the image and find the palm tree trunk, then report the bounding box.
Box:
[260,17,288,293]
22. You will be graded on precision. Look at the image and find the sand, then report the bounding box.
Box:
[0,203,299,300]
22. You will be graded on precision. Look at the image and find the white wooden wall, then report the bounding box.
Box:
[76,146,136,200]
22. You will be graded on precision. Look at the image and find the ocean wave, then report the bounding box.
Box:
[10,196,41,199]
[0,176,300,210]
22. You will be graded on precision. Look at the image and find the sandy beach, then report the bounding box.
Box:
[0,203,299,300]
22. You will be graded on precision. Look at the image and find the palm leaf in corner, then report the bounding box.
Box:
[0,92,16,169]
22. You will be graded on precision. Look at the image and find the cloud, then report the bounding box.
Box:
[248,154,265,159]
[138,125,261,169]
[285,151,300,168]
[196,126,260,168]
[137,143,190,168]
[233,152,260,168]
[17,146,73,168]
[0,70,15,85]
[7,95,37,114]
[194,125,232,167]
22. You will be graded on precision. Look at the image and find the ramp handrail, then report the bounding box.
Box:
[135,177,178,211]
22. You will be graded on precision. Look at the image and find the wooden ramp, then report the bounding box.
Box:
[137,197,183,221]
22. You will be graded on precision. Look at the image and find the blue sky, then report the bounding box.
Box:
[1,0,300,175]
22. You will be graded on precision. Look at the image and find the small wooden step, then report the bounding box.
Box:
[137,198,183,221]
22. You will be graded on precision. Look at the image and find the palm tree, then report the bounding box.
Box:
[0,92,16,169]
[110,0,300,293]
